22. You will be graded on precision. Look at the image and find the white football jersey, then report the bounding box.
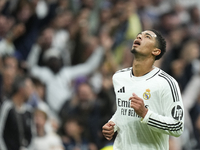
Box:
[110,67,184,150]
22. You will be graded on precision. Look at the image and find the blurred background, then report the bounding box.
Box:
[0,0,199,150]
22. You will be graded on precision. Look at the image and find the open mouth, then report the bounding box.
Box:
[134,40,141,46]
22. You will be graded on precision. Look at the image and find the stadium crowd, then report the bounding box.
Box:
[0,0,199,150]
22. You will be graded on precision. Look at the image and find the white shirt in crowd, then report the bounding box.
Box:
[31,132,64,150]
[28,46,104,113]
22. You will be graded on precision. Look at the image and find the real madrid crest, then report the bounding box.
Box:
[143,89,151,100]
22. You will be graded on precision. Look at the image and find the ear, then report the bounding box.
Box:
[152,48,161,57]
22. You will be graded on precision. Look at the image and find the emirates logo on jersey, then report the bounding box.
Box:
[143,89,151,100]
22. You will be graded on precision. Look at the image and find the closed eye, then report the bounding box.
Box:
[145,33,153,39]
[146,35,151,39]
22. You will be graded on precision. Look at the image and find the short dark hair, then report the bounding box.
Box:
[149,29,166,60]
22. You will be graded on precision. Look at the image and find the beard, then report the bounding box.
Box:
[131,48,137,54]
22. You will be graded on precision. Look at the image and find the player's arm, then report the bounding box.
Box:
[102,74,120,140]
[102,109,120,140]
[140,78,184,137]
[102,98,119,140]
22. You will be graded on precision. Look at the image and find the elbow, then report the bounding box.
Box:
[173,133,182,137]
[172,127,184,137]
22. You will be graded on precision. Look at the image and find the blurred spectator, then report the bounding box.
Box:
[182,74,200,149]
[173,4,190,24]
[0,14,15,56]
[0,75,34,150]
[77,0,101,35]
[4,0,57,60]
[28,77,46,109]
[171,39,199,91]
[60,115,97,150]
[0,55,21,101]
[160,25,188,74]
[31,108,64,150]
[49,9,72,66]
[27,43,104,113]
[27,27,55,67]
[28,77,61,133]
[11,0,39,59]
[56,0,70,12]
[97,31,117,131]
[157,10,181,36]
[111,0,142,65]
[187,6,200,40]
[59,82,102,149]
[70,10,98,65]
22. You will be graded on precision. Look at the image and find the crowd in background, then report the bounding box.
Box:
[0,0,199,150]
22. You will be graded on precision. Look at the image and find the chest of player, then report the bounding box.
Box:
[114,78,163,115]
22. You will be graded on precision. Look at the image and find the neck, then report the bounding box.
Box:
[37,127,46,137]
[132,56,154,77]
[73,134,82,143]
[12,94,24,108]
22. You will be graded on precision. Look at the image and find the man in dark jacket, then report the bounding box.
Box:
[0,75,34,150]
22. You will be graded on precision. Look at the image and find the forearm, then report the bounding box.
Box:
[141,109,184,137]
[108,110,120,132]
[69,46,104,79]
[27,44,41,68]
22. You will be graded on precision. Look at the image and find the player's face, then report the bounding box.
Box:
[131,30,158,58]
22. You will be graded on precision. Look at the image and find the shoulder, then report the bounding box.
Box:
[157,70,181,102]
[157,69,180,93]
[115,67,132,73]
[0,100,14,121]
[24,104,34,114]
[157,69,178,85]
[46,132,62,143]
[113,67,132,79]
[0,100,13,112]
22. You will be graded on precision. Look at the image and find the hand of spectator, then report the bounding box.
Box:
[13,23,26,38]
[102,121,115,140]
[7,23,26,41]
[102,77,113,90]
[100,33,113,51]
[129,93,148,118]
[37,27,54,50]
[108,18,119,29]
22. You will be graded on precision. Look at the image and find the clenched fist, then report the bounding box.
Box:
[129,93,148,118]
[102,121,115,140]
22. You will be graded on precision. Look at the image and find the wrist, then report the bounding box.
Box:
[142,108,148,118]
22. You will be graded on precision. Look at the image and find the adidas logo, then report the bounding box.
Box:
[118,86,125,93]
